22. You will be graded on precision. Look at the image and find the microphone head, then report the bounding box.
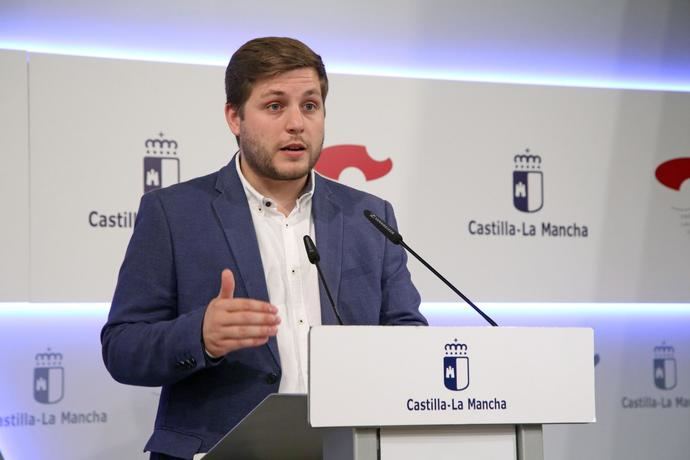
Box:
[303,235,320,264]
[363,209,403,245]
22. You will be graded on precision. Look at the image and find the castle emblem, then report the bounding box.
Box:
[144,132,180,193]
[654,343,677,390]
[443,339,470,391]
[513,150,543,213]
[34,348,64,404]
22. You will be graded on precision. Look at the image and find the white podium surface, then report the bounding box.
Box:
[309,326,595,428]
[380,425,518,460]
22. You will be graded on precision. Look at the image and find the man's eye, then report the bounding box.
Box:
[304,102,318,111]
[266,103,282,111]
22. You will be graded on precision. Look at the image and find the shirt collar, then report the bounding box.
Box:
[235,153,315,212]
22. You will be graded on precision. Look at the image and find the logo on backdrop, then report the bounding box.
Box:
[33,349,64,405]
[655,157,690,236]
[89,132,180,229]
[314,145,392,181]
[654,342,677,390]
[443,339,470,391]
[0,349,111,428]
[144,132,181,193]
[513,150,543,213]
[620,341,689,411]
[466,148,590,238]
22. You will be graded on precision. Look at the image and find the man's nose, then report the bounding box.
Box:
[285,106,305,133]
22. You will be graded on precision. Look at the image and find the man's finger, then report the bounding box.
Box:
[218,269,235,299]
[229,337,270,350]
[217,298,278,314]
[218,325,279,340]
[215,311,281,327]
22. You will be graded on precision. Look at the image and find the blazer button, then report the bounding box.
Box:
[266,372,279,384]
[189,358,197,367]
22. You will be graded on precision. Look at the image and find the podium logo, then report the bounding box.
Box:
[443,339,470,391]
[34,348,64,404]
[513,150,543,213]
[144,132,180,193]
[314,145,392,181]
[654,342,677,390]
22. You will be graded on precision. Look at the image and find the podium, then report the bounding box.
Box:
[203,326,595,460]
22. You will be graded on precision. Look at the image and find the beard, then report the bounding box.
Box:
[239,129,324,181]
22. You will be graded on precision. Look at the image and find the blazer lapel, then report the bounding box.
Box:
[313,176,343,325]
[211,156,280,368]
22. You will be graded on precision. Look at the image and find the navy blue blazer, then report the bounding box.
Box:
[101,157,426,459]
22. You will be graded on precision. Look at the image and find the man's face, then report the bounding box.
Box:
[225,68,325,183]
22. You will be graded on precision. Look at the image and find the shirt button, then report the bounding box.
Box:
[266,372,279,384]
[299,319,304,324]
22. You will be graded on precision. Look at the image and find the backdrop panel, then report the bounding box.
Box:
[325,75,690,302]
[26,54,690,302]
[28,54,231,301]
[0,305,157,460]
[1,304,688,460]
[0,50,29,300]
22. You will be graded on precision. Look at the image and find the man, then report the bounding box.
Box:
[101,37,427,460]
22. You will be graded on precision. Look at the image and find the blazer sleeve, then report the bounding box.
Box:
[378,200,428,326]
[101,191,209,387]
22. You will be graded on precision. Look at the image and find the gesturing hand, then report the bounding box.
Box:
[202,269,280,358]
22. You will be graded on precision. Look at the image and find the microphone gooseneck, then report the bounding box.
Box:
[302,235,344,326]
[363,210,498,327]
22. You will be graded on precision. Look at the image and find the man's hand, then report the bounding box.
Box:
[202,269,280,358]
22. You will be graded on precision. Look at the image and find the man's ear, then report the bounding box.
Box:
[224,104,241,136]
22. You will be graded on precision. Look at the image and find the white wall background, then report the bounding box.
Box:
[0,46,687,460]
[4,51,689,303]
[0,50,29,300]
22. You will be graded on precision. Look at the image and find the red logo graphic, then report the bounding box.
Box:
[315,145,393,181]
[655,158,690,191]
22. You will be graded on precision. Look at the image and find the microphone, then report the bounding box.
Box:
[363,210,403,244]
[363,210,498,327]
[303,235,344,325]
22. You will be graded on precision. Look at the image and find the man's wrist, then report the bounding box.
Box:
[204,347,218,359]
[204,347,224,363]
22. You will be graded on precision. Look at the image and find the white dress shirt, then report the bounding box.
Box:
[235,157,321,394]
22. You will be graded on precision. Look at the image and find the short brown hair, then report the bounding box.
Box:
[225,37,328,116]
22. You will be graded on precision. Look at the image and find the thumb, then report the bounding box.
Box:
[218,269,235,299]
